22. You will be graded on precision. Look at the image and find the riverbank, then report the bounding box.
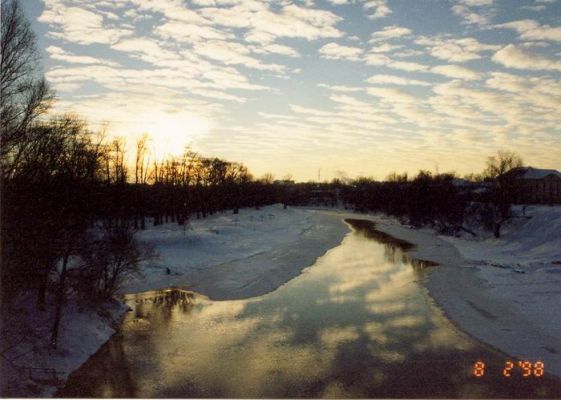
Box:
[0,297,128,397]
[126,205,349,299]
[1,205,349,397]
[4,204,559,396]
[128,204,561,381]
[329,206,561,380]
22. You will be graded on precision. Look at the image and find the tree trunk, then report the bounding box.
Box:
[493,222,501,238]
[37,276,47,311]
[50,252,70,348]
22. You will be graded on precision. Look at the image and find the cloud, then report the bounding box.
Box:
[363,0,392,19]
[393,49,424,58]
[265,4,343,39]
[370,25,412,42]
[369,43,403,53]
[366,87,430,126]
[196,2,343,41]
[45,61,270,96]
[460,0,493,5]
[389,60,430,72]
[485,72,561,98]
[415,36,500,62]
[36,0,561,180]
[522,5,546,11]
[193,40,286,72]
[451,0,495,26]
[319,42,364,60]
[363,53,390,65]
[330,94,372,108]
[46,45,120,67]
[492,44,561,71]
[290,104,332,116]
[39,3,133,44]
[485,72,532,92]
[318,83,364,92]
[366,87,417,104]
[131,0,211,24]
[257,112,297,120]
[495,19,561,42]
[431,65,482,80]
[189,88,247,103]
[251,43,300,58]
[363,54,430,71]
[111,37,184,66]
[366,74,431,86]
[155,20,231,43]
[52,82,83,92]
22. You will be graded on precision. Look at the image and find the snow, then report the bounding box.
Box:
[444,206,561,266]
[1,296,127,397]
[4,203,560,396]
[513,166,561,180]
[336,206,561,380]
[2,205,349,396]
[110,204,561,383]
[125,204,349,299]
[435,206,561,378]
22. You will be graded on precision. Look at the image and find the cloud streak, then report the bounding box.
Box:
[34,0,561,181]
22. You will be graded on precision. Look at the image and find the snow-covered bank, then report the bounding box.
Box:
[127,204,349,299]
[0,298,127,397]
[332,206,561,380]
[129,203,561,380]
[5,204,559,397]
[2,205,349,397]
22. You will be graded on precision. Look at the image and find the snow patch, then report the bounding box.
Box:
[332,206,561,380]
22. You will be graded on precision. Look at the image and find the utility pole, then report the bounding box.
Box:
[318,168,321,182]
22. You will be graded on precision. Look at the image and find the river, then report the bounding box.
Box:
[58,219,560,398]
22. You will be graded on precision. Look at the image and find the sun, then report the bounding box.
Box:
[140,111,211,160]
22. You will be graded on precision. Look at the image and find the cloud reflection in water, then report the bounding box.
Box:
[59,220,561,398]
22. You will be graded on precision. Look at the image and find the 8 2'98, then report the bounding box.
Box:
[472,360,544,378]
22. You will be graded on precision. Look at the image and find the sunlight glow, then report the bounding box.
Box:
[137,112,211,160]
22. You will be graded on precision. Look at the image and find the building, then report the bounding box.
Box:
[505,167,561,204]
[273,179,295,185]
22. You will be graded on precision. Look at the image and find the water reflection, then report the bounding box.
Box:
[59,219,561,398]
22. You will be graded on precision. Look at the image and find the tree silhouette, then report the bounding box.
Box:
[1,0,53,166]
[483,150,523,237]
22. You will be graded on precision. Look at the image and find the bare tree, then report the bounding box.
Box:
[484,150,523,180]
[483,150,523,237]
[386,171,408,183]
[110,137,128,184]
[1,0,53,166]
[260,172,275,184]
[135,134,149,185]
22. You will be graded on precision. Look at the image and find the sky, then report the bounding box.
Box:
[24,0,561,182]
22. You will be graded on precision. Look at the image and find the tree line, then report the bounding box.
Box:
[339,150,524,239]
[0,0,278,348]
[0,0,526,349]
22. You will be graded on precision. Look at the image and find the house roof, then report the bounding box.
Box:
[508,166,561,180]
[452,178,471,187]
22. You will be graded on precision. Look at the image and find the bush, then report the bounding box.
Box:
[76,223,155,301]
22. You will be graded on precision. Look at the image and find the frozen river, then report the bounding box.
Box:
[58,219,560,398]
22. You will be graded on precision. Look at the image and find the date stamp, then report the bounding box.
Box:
[472,360,545,378]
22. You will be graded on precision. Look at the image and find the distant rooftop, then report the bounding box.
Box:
[451,178,471,187]
[508,166,561,180]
